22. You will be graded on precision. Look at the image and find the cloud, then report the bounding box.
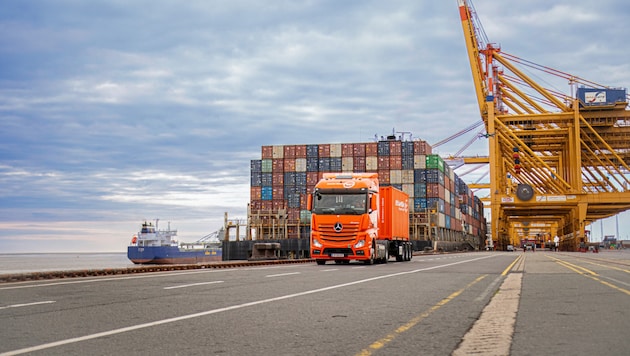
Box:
[1,0,629,252]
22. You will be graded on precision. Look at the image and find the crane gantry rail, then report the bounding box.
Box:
[457,0,630,250]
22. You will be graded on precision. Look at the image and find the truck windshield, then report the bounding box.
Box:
[312,193,367,215]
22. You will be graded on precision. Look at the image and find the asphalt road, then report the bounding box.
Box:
[0,250,628,356]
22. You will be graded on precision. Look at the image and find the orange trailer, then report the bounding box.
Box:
[308,173,412,265]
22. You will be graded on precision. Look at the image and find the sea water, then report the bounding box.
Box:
[0,253,135,275]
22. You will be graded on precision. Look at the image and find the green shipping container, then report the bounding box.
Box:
[425,154,445,172]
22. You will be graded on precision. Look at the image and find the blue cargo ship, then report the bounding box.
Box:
[127,220,222,264]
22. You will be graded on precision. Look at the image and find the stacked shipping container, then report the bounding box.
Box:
[250,139,484,238]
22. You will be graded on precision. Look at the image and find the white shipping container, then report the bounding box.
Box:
[390,170,402,184]
[295,158,307,172]
[272,145,284,159]
[366,156,378,171]
[330,143,342,157]
[438,213,446,227]
[414,155,426,169]
[342,157,354,172]
[402,169,414,183]
[402,183,414,198]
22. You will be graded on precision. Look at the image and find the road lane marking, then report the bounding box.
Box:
[163,281,223,290]
[549,256,630,296]
[501,254,522,276]
[356,275,488,356]
[0,265,308,291]
[548,256,598,275]
[453,273,522,356]
[320,269,339,272]
[0,255,495,356]
[579,260,630,274]
[0,301,56,310]
[265,272,300,278]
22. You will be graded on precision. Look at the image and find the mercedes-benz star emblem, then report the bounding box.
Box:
[334,222,343,232]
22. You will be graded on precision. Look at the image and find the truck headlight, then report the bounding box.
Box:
[354,240,365,249]
[312,239,322,248]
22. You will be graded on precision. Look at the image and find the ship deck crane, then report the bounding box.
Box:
[457,0,630,250]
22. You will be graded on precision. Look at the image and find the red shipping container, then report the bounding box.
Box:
[389,156,402,170]
[365,142,378,156]
[413,140,432,155]
[251,200,263,210]
[307,172,319,185]
[272,173,284,186]
[272,159,284,173]
[272,186,284,200]
[353,143,366,157]
[318,144,330,157]
[389,141,402,156]
[272,200,285,210]
[378,186,409,240]
[427,183,441,198]
[284,158,296,172]
[342,144,354,157]
[378,169,390,184]
[295,145,307,158]
[262,146,273,159]
[284,145,296,159]
[378,156,390,170]
[251,187,261,200]
[353,156,366,171]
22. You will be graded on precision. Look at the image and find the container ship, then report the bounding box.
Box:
[242,135,486,256]
[127,220,222,264]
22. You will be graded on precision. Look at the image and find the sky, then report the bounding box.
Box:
[1,0,629,253]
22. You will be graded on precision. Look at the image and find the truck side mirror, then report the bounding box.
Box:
[307,194,313,211]
[370,196,378,212]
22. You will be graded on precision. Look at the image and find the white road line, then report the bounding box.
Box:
[0,301,56,310]
[163,281,224,290]
[265,272,300,278]
[320,269,339,272]
[1,255,495,356]
[0,264,306,291]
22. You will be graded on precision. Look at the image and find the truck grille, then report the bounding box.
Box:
[316,223,360,239]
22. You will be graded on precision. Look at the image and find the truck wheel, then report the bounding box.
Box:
[316,260,326,265]
[384,248,389,264]
[365,245,375,265]
[408,243,413,261]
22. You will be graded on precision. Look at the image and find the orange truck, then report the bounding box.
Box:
[307,173,412,265]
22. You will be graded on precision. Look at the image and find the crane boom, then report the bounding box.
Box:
[457,0,488,117]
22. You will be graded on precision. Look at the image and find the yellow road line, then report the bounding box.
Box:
[548,256,630,296]
[579,260,630,274]
[355,274,488,356]
[501,254,522,276]
[547,255,598,275]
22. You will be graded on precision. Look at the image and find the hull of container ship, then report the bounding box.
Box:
[127,245,222,264]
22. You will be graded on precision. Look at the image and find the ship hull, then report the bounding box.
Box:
[127,246,222,264]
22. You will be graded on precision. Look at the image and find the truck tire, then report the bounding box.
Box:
[365,244,375,265]
[316,260,326,265]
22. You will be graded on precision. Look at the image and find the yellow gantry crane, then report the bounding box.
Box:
[457,0,630,250]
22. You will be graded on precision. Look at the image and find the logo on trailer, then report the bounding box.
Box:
[334,222,343,232]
